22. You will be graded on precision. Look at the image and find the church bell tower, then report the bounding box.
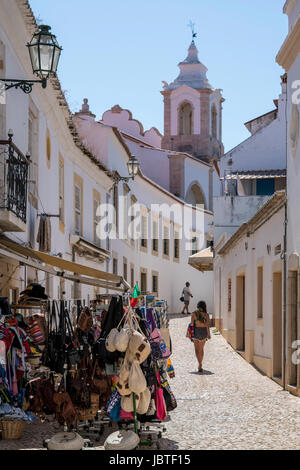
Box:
[161,40,224,163]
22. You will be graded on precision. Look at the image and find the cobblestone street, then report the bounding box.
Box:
[163,315,300,450]
[2,315,300,451]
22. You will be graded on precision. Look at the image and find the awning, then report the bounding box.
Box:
[0,235,130,291]
[188,247,214,272]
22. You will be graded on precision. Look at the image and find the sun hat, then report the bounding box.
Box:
[136,387,151,415]
[128,360,147,394]
[105,328,119,352]
[104,430,140,451]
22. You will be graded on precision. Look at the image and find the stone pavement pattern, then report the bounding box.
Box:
[163,315,300,450]
[1,315,300,450]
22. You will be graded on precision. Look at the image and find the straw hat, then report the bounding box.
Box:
[105,328,119,352]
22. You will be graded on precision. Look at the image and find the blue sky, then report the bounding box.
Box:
[29,0,287,153]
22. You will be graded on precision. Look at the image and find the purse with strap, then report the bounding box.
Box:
[154,372,166,421]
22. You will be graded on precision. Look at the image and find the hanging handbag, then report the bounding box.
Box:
[161,379,177,411]
[43,301,65,373]
[154,372,166,421]
[64,307,81,368]
[77,306,93,332]
[128,360,147,394]
[120,409,134,420]
[27,315,46,345]
[186,322,194,342]
[150,328,171,360]
[106,389,121,414]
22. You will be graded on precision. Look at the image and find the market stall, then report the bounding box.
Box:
[0,278,176,449]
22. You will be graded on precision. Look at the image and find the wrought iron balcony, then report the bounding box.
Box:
[0,134,29,231]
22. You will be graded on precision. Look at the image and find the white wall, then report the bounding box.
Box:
[220,85,286,175]
[214,207,284,359]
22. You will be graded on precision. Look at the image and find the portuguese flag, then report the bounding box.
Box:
[130,283,141,308]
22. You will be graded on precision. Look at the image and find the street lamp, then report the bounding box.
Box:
[127,155,140,180]
[0,25,62,94]
[110,155,140,185]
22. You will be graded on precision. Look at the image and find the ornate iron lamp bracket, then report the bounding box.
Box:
[0,78,47,94]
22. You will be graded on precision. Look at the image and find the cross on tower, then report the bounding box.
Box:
[187,20,197,39]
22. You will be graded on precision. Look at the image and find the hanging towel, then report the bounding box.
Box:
[36,214,51,252]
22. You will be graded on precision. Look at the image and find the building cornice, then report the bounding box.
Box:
[276,14,300,71]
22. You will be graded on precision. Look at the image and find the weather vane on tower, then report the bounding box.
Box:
[188,20,197,39]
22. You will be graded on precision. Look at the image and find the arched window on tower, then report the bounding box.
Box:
[179,102,193,136]
[185,183,207,209]
[211,104,217,139]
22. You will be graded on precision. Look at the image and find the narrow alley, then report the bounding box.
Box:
[163,316,300,450]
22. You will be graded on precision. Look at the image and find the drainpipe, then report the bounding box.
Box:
[282,73,288,390]
[282,200,287,390]
[106,191,110,295]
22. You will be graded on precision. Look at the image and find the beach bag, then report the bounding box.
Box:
[105,328,119,352]
[136,388,151,415]
[120,409,134,420]
[114,327,132,353]
[128,360,147,394]
[121,393,140,413]
[119,357,131,382]
[154,372,166,421]
[161,380,177,411]
[27,317,45,345]
[116,379,132,397]
[106,389,121,414]
[150,328,170,360]
[146,398,156,416]
[186,323,194,341]
[109,399,121,422]
[160,328,171,352]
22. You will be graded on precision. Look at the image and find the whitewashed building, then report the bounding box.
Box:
[277,0,300,395]
[0,0,219,314]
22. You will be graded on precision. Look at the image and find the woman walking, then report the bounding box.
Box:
[191,301,211,373]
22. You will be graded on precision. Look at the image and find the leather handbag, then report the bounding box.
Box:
[64,307,81,368]
[78,306,93,332]
[43,301,65,373]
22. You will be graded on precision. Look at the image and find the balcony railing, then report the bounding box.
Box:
[0,135,29,224]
